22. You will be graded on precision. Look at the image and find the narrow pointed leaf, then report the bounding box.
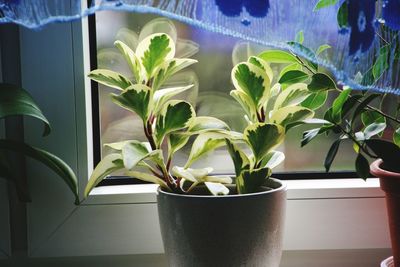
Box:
[355,153,370,180]
[0,139,78,203]
[324,139,341,172]
[0,83,51,136]
[258,50,298,64]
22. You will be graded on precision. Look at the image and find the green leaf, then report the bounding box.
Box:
[237,167,271,194]
[331,89,351,123]
[260,150,285,169]
[341,94,363,119]
[184,132,227,168]
[301,91,328,110]
[0,83,51,136]
[365,139,400,172]
[316,44,331,56]
[187,116,230,134]
[248,56,274,82]
[287,42,317,62]
[372,46,389,80]
[363,122,386,139]
[136,33,175,78]
[337,1,349,28]
[324,139,341,172]
[88,69,132,90]
[278,70,309,86]
[278,63,302,81]
[394,128,400,147]
[125,171,169,190]
[232,62,270,108]
[308,73,336,92]
[0,139,79,204]
[270,106,314,128]
[153,85,193,115]
[204,182,230,196]
[85,153,123,198]
[361,110,386,126]
[314,0,338,11]
[104,140,138,151]
[355,153,370,180]
[114,40,145,83]
[295,30,304,44]
[155,100,195,146]
[225,139,250,177]
[274,83,310,109]
[152,58,197,91]
[244,123,285,164]
[111,84,152,121]
[258,50,299,64]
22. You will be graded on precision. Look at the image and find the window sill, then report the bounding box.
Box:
[83,178,383,205]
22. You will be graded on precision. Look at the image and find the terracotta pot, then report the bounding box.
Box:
[157,178,287,267]
[370,159,400,267]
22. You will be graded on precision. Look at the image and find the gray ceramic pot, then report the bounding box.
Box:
[157,178,287,267]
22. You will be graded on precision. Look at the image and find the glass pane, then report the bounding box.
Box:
[94,11,355,174]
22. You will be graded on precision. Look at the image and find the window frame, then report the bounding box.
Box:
[11,0,390,259]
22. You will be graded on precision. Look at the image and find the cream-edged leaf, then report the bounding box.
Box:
[88,69,132,90]
[136,33,175,79]
[270,106,314,127]
[248,56,274,83]
[204,175,233,184]
[187,116,230,134]
[244,123,285,164]
[152,58,197,91]
[114,40,145,83]
[121,141,151,170]
[167,132,190,156]
[204,182,230,196]
[155,100,195,146]
[111,84,152,121]
[225,138,250,177]
[230,89,257,122]
[84,153,124,197]
[185,132,227,168]
[261,150,285,169]
[153,85,193,115]
[232,62,270,108]
[273,83,310,110]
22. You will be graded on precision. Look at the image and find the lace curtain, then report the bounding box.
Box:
[1,0,399,94]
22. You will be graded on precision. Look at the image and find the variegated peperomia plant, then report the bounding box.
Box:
[84,29,235,197]
[223,53,319,194]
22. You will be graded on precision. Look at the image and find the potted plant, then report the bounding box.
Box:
[83,18,321,265]
[0,83,78,204]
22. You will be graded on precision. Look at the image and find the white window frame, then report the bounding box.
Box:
[12,3,390,260]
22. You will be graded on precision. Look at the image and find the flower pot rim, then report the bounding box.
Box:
[157,177,286,198]
[370,159,400,178]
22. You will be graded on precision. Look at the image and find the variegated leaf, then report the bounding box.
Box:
[88,69,132,90]
[126,171,169,190]
[225,138,250,177]
[114,40,145,84]
[273,83,310,110]
[153,85,193,115]
[204,182,230,196]
[270,106,314,127]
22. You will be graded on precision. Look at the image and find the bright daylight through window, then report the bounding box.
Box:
[93,12,357,175]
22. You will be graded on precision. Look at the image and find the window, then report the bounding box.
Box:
[91,11,356,178]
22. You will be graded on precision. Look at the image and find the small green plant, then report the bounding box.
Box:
[84,25,234,196]
[224,53,317,194]
[0,83,78,204]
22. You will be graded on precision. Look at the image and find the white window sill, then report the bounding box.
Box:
[83,178,383,205]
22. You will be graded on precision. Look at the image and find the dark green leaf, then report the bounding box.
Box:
[0,139,79,204]
[365,139,400,172]
[337,1,349,28]
[351,94,380,125]
[308,73,336,92]
[355,153,370,180]
[341,94,363,118]
[278,70,309,85]
[394,128,400,147]
[0,83,51,136]
[324,139,341,172]
[361,110,386,127]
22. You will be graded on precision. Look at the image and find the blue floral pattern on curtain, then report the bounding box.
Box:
[0,0,399,94]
